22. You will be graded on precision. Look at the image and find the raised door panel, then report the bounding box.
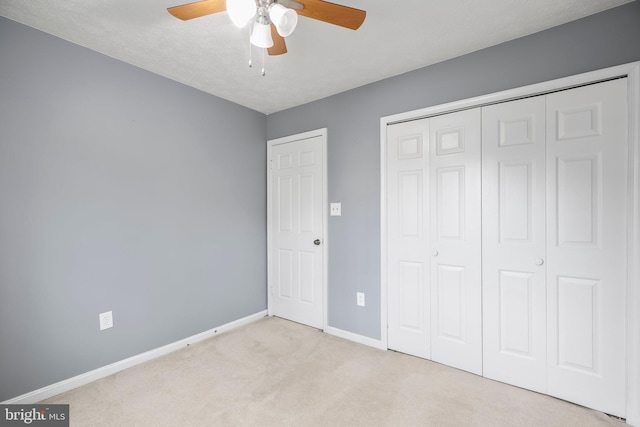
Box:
[556,276,600,373]
[436,264,465,342]
[387,118,431,359]
[498,271,535,356]
[398,261,426,332]
[399,171,423,239]
[299,174,315,233]
[277,249,294,299]
[277,175,294,232]
[298,250,316,304]
[556,155,601,246]
[546,78,628,417]
[499,161,533,242]
[436,167,464,240]
[482,96,547,393]
[429,108,482,375]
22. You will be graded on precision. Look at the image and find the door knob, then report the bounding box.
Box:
[535,258,544,266]
[314,239,321,246]
[432,250,439,257]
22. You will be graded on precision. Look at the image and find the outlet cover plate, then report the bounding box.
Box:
[99,311,113,330]
[330,203,341,216]
[357,292,365,307]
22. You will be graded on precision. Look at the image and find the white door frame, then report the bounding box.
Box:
[380,62,640,425]
[267,128,328,331]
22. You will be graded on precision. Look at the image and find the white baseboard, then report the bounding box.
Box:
[325,325,386,351]
[3,310,268,404]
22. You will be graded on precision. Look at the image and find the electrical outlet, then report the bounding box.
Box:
[99,311,113,331]
[330,203,342,216]
[357,292,365,307]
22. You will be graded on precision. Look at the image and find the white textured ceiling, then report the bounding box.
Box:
[0,0,633,114]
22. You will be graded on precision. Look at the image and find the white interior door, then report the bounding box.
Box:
[429,108,482,375]
[482,96,548,392]
[268,131,325,329]
[546,78,628,417]
[386,118,431,358]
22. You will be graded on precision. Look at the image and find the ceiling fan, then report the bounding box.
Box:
[167,0,366,56]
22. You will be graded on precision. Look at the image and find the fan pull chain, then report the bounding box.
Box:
[261,48,266,77]
[248,31,253,68]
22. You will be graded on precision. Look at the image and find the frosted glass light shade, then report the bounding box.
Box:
[250,21,274,48]
[227,0,256,28]
[269,4,298,37]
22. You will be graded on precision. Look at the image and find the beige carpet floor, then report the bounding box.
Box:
[42,316,624,426]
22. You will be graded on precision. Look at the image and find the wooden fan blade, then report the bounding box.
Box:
[167,0,226,21]
[268,25,288,56]
[296,0,366,30]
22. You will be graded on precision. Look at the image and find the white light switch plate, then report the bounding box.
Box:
[330,203,342,216]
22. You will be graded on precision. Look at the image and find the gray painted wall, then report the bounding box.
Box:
[0,17,267,401]
[266,1,640,340]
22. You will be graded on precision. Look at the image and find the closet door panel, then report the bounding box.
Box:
[482,96,547,392]
[430,108,482,375]
[387,119,431,359]
[546,78,628,417]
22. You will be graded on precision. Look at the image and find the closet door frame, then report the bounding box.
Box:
[380,61,640,426]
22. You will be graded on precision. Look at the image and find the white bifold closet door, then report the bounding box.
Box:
[387,109,482,375]
[481,95,548,393]
[482,78,628,417]
[545,79,627,417]
[387,118,431,359]
[429,110,482,375]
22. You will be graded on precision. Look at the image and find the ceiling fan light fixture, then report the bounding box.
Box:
[168,0,367,59]
[226,0,256,28]
[250,20,274,48]
[269,3,298,37]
